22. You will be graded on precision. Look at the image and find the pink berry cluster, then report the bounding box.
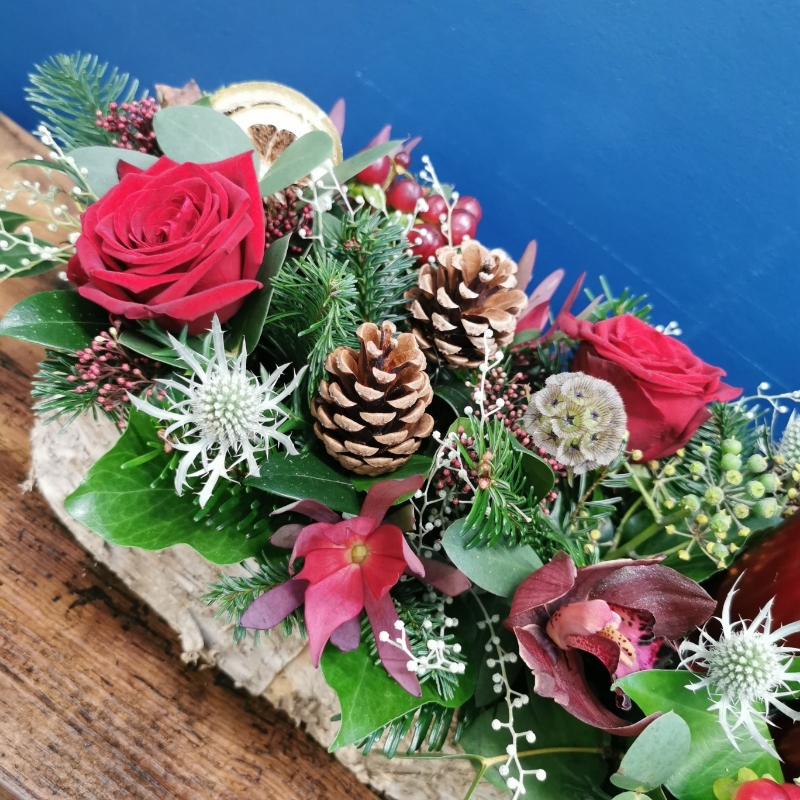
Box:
[434,425,479,499]
[264,189,314,254]
[353,150,483,262]
[95,98,159,153]
[68,329,164,428]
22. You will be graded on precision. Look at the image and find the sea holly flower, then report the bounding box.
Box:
[128,316,305,507]
[679,577,800,758]
[240,475,471,695]
[505,551,715,734]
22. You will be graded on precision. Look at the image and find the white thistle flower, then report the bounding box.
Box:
[128,317,306,508]
[679,576,800,758]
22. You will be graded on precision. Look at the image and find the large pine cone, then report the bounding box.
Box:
[405,241,527,368]
[311,321,434,476]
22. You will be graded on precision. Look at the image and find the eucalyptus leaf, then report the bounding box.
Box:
[226,233,291,354]
[613,794,653,800]
[321,637,474,750]
[259,130,334,196]
[458,690,607,800]
[0,290,107,351]
[332,140,401,184]
[69,146,158,197]
[610,711,690,792]
[617,670,782,800]
[152,105,256,166]
[441,518,542,597]
[64,411,280,565]
[247,448,360,515]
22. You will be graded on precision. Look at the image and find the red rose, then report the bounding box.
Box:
[67,153,264,334]
[558,313,741,461]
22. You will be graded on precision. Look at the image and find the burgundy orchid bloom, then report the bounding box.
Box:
[504,551,715,735]
[240,475,470,696]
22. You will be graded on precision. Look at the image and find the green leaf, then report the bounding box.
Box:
[0,210,34,231]
[226,234,291,354]
[0,213,64,281]
[192,95,212,108]
[64,411,280,565]
[260,130,334,196]
[247,448,361,515]
[458,691,607,800]
[321,637,474,750]
[152,105,256,166]
[617,671,782,800]
[350,455,433,501]
[434,381,473,417]
[511,436,555,503]
[332,140,401,184]
[69,146,158,197]
[613,794,654,800]
[441,518,542,597]
[0,290,107,351]
[611,711,691,792]
[10,157,77,176]
[116,331,185,367]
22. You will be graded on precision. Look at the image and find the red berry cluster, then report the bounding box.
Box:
[68,329,164,428]
[264,189,314,254]
[734,780,800,799]
[95,98,159,154]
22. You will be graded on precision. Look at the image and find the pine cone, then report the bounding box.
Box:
[405,241,527,368]
[311,321,434,476]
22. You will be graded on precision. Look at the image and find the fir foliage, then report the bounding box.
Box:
[330,206,417,326]
[202,557,305,644]
[584,276,652,323]
[264,252,360,403]
[27,53,140,150]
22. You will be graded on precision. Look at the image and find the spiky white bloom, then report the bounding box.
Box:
[129,317,306,508]
[679,577,800,758]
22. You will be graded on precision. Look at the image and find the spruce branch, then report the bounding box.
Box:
[27,53,141,150]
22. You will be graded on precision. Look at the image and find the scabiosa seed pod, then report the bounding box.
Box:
[522,372,627,474]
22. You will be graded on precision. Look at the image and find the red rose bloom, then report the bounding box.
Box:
[67,153,264,334]
[558,313,741,461]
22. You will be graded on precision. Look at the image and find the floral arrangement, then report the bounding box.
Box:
[4,53,800,800]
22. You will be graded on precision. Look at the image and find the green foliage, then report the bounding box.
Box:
[330,206,417,326]
[320,636,475,751]
[68,146,157,198]
[264,252,360,403]
[27,53,140,150]
[584,276,653,323]
[350,454,432,499]
[333,140,400,184]
[202,557,304,644]
[117,319,211,368]
[259,130,333,196]
[64,410,282,565]
[0,290,108,352]
[0,211,67,281]
[617,670,782,800]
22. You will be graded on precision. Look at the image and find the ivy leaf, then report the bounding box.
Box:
[441,518,542,597]
[458,690,607,799]
[226,233,291,354]
[260,130,334,196]
[320,637,475,750]
[64,411,280,565]
[332,140,401,184]
[0,290,107,351]
[69,146,158,198]
[350,455,432,501]
[610,711,690,792]
[152,105,256,166]
[616,670,782,800]
[246,448,360,515]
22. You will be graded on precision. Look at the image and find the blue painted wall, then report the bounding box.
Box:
[1,0,797,396]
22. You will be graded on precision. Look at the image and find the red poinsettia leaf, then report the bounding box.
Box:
[240,579,309,630]
[417,557,471,597]
[359,475,425,526]
[329,615,361,653]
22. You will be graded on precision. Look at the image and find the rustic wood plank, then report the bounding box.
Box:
[0,113,377,800]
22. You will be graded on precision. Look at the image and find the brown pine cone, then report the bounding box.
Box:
[405,240,527,368]
[311,321,435,476]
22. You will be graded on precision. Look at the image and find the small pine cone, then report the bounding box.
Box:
[312,321,435,476]
[405,241,527,369]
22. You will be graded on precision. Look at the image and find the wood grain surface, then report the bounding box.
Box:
[0,113,377,800]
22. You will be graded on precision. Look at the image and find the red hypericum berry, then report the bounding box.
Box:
[386,179,424,212]
[449,209,478,245]
[407,223,445,262]
[356,155,392,185]
[782,786,800,799]
[394,151,411,169]
[455,195,483,222]
[420,194,448,224]
[734,780,790,800]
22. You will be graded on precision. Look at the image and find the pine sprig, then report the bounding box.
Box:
[584,276,652,323]
[202,557,305,644]
[330,206,417,326]
[27,53,141,150]
[264,252,360,403]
